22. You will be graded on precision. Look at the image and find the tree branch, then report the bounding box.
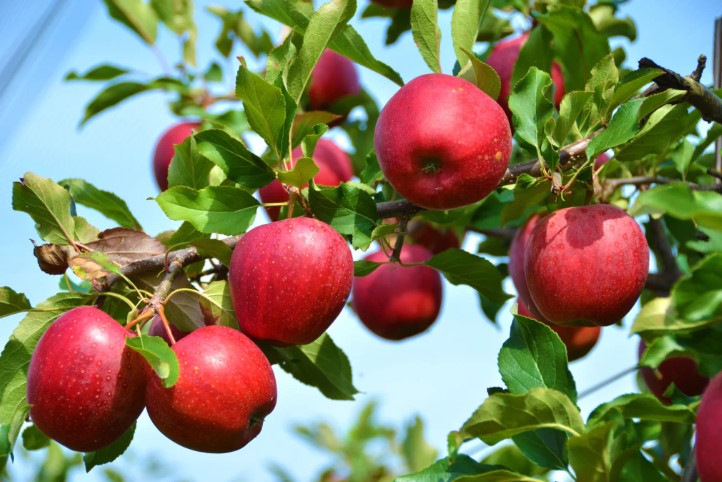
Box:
[640,56,722,124]
[644,217,682,296]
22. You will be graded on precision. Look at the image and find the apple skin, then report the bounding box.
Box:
[638,341,708,404]
[508,214,546,320]
[153,121,201,191]
[374,73,512,210]
[148,315,189,344]
[229,217,353,346]
[594,153,610,170]
[26,306,147,452]
[696,371,722,482]
[145,326,277,453]
[407,220,462,255]
[486,32,565,123]
[524,204,649,327]
[308,50,362,112]
[259,138,354,221]
[352,245,442,340]
[517,298,600,362]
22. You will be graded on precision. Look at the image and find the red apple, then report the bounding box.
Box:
[594,153,610,170]
[508,214,545,320]
[352,244,442,340]
[148,315,189,345]
[374,73,511,210]
[696,371,722,482]
[308,50,362,112]
[26,306,147,452]
[517,298,600,362]
[524,204,649,326]
[259,138,354,221]
[153,121,201,191]
[145,326,277,453]
[407,220,462,255]
[229,217,353,345]
[485,32,565,123]
[638,341,708,404]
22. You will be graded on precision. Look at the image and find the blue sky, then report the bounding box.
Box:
[0,1,719,481]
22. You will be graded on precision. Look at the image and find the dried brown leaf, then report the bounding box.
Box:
[33,243,75,275]
[86,228,166,268]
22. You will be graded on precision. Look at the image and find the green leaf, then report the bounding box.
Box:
[245,0,403,86]
[458,49,501,100]
[292,111,342,147]
[0,293,90,434]
[585,98,644,158]
[0,288,31,319]
[308,183,377,250]
[615,101,691,162]
[457,471,542,481]
[167,135,216,190]
[451,0,490,69]
[286,0,356,104]
[629,183,722,232]
[410,0,441,73]
[459,387,585,445]
[511,26,553,88]
[608,68,661,113]
[277,157,319,188]
[126,336,179,388]
[353,260,383,277]
[83,422,135,472]
[156,186,259,235]
[403,417,438,472]
[508,68,555,164]
[191,239,232,266]
[194,129,275,190]
[511,428,568,471]
[59,178,141,229]
[620,452,668,482]
[235,65,290,157]
[499,315,577,401]
[537,6,610,92]
[631,298,702,334]
[65,64,129,81]
[567,423,615,482]
[198,280,239,329]
[266,333,358,400]
[553,91,594,145]
[587,393,696,427]
[589,4,636,41]
[102,0,158,44]
[80,82,149,125]
[425,249,510,304]
[12,172,76,245]
[396,454,484,482]
[0,404,29,466]
[671,254,722,325]
[21,424,50,451]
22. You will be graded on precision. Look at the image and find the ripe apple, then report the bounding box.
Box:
[485,32,565,123]
[406,220,462,255]
[696,371,722,482]
[594,153,610,170]
[148,315,189,344]
[508,214,545,320]
[153,121,201,191]
[229,217,353,345]
[26,306,147,452]
[308,50,362,113]
[524,204,649,326]
[517,298,600,362]
[374,73,511,210]
[352,244,442,340]
[638,341,708,404]
[145,325,277,453]
[259,138,354,221]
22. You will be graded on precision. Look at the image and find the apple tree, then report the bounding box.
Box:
[1,0,722,480]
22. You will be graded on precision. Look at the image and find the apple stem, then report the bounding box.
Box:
[389,216,409,263]
[157,305,178,345]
